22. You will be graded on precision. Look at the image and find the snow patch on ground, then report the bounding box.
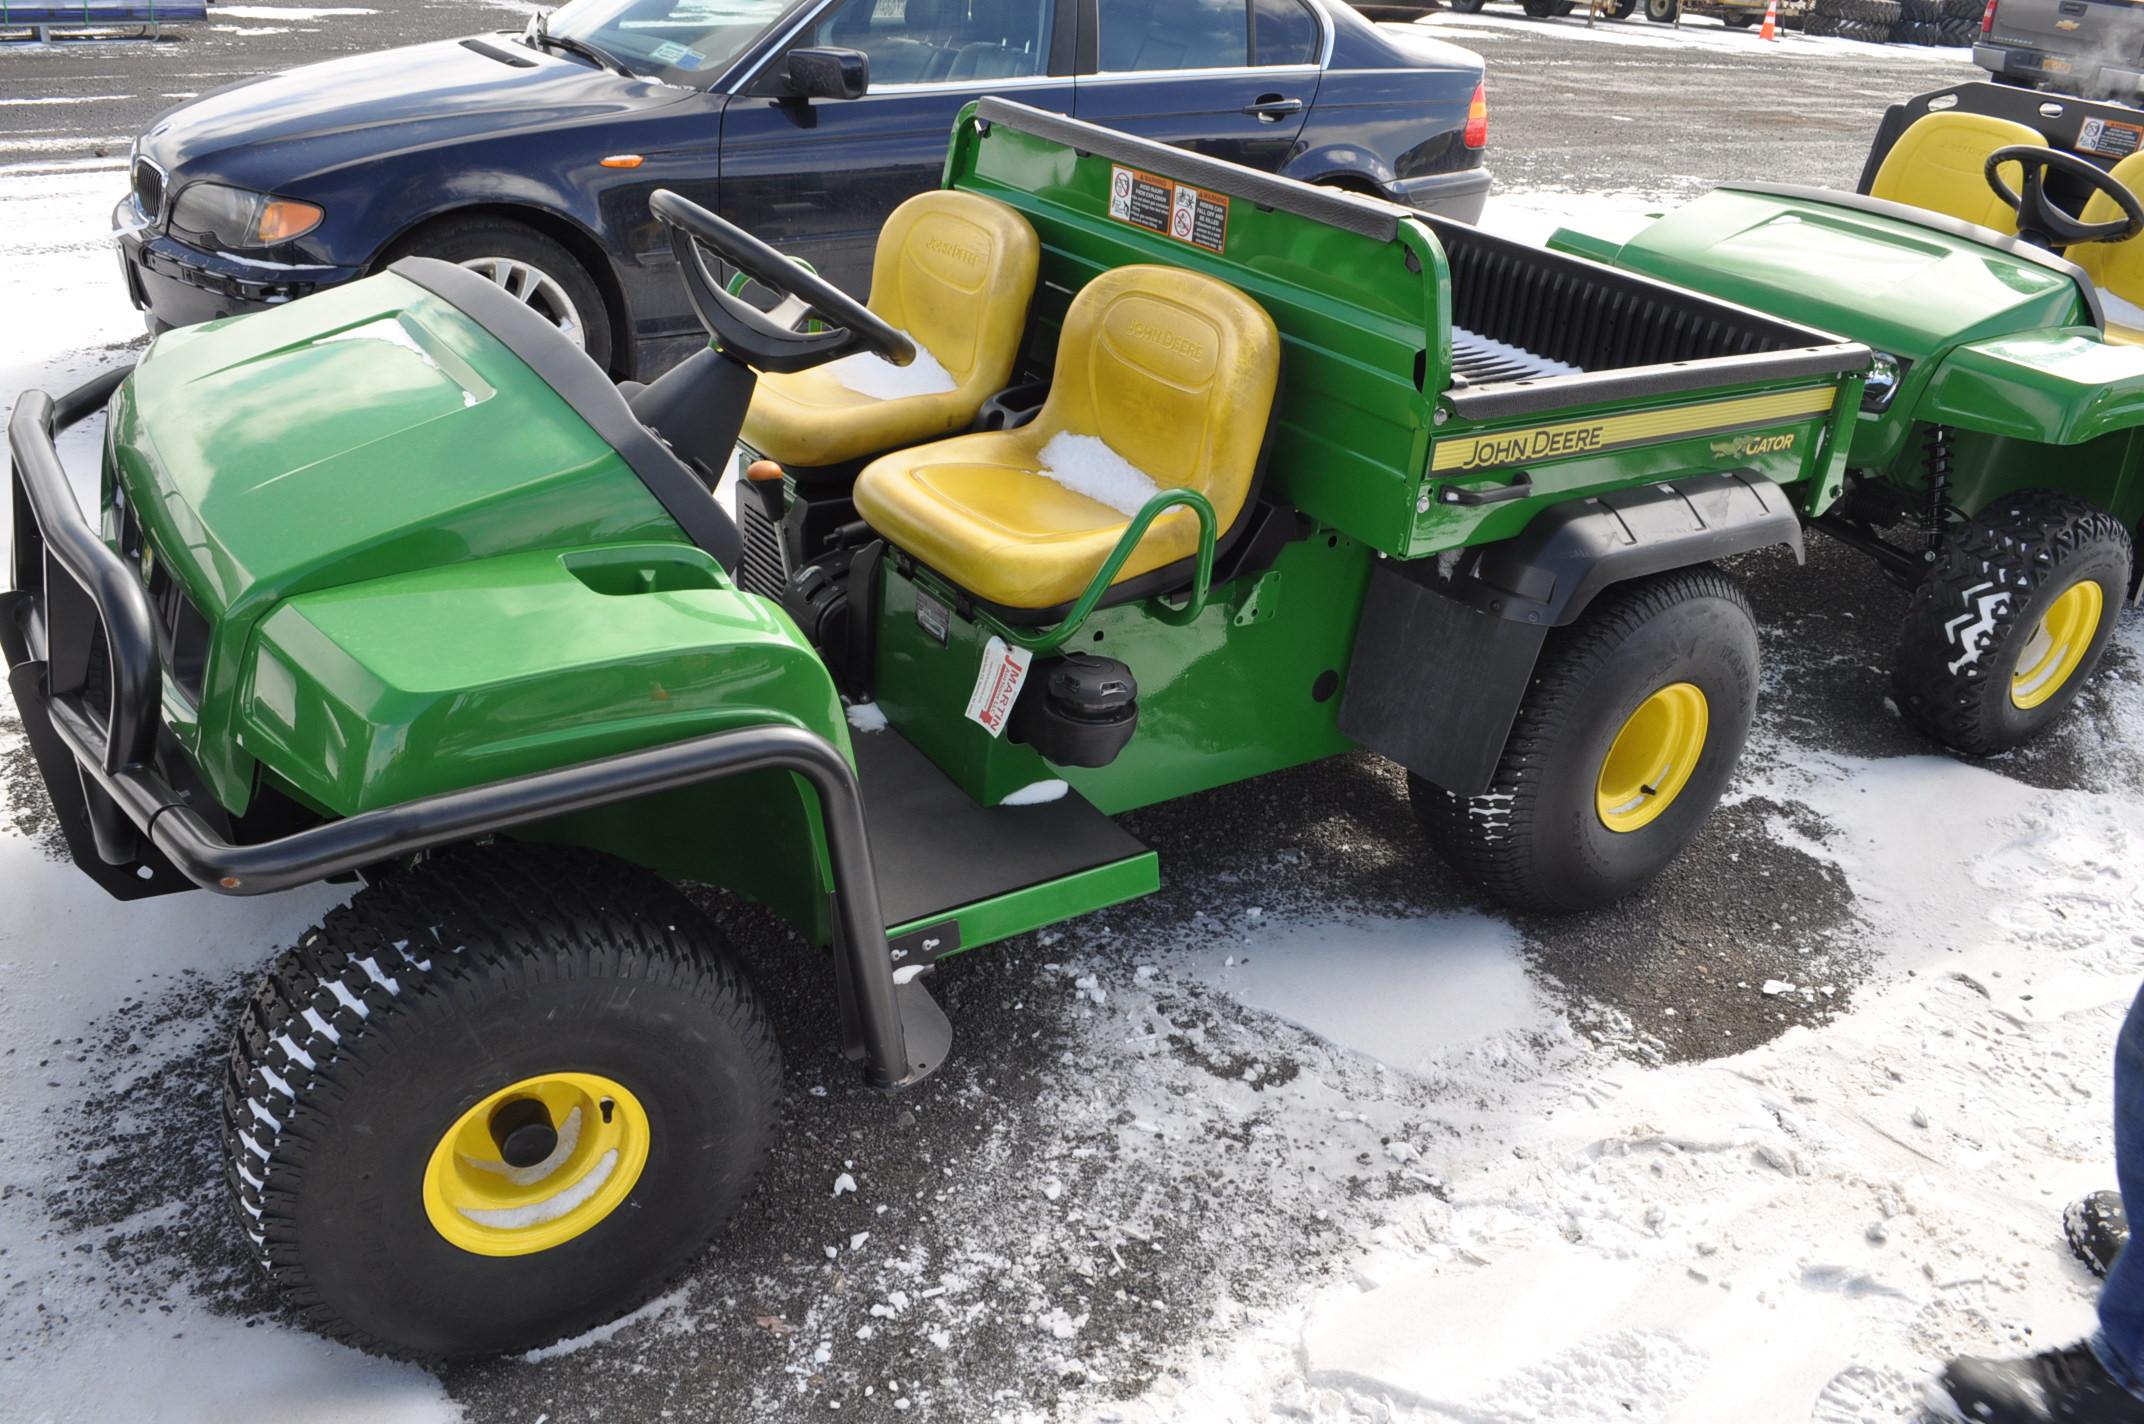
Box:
[1102,742,2136,1421]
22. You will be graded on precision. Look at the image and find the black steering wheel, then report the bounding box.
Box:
[649,188,915,374]
[1983,145,2144,248]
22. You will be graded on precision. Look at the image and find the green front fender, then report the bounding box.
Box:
[237,541,849,938]
[1919,328,2144,445]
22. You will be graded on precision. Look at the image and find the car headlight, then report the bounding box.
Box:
[1860,351,1907,412]
[168,182,323,251]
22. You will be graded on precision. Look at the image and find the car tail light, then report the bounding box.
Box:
[1464,81,1488,150]
[1981,0,1996,33]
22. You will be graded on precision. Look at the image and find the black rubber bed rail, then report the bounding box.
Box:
[4,372,929,1091]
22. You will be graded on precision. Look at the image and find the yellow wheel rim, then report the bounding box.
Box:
[1595,682,1710,833]
[2011,578,2104,710]
[421,1072,650,1257]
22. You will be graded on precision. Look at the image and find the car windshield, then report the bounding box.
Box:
[543,0,798,83]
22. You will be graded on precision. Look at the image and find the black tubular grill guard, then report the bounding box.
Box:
[2,370,938,1092]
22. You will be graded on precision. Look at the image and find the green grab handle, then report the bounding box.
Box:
[990,487,1219,655]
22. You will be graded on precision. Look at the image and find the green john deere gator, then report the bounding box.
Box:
[4,101,1867,1357]
[1553,81,2144,755]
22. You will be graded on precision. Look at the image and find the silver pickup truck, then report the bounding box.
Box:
[1977,0,2144,99]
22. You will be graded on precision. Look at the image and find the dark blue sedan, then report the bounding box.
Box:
[114,0,1490,377]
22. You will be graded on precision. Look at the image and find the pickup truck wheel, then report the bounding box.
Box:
[1894,491,2131,755]
[384,217,614,373]
[1410,568,1758,914]
[220,845,781,1360]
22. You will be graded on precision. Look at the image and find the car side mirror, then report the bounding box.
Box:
[784,47,869,101]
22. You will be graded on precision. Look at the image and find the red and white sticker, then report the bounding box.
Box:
[964,636,1032,738]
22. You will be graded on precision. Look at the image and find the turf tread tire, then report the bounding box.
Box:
[1893,490,2132,756]
[220,844,782,1359]
[1411,567,1759,915]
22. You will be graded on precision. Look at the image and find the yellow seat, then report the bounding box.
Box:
[2064,152,2144,344]
[742,191,1040,467]
[852,264,1280,611]
[1869,112,2047,235]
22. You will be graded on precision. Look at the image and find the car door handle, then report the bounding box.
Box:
[1242,95,1305,122]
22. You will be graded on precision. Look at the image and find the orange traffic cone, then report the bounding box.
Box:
[1759,0,1779,37]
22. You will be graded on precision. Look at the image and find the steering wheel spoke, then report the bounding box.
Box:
[651,188,914,374]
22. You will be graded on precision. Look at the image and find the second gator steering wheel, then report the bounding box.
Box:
[649,187,916,375]
[1983,146,2144,248]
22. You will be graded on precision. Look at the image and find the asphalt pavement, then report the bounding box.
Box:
[4,8,2091,1421]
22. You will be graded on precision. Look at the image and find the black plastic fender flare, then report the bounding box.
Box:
[1338,470,1800,795]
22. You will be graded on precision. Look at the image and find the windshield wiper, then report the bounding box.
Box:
[525,9,636,77]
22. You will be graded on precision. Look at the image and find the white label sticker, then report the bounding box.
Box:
[963,636,1032,739]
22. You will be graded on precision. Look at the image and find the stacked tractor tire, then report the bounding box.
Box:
[1804,0,1977,43]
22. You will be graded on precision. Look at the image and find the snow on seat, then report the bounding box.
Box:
[852,263,1280,612]
[1449,327,1584,386]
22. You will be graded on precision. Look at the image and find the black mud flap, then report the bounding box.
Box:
[1338,567,1546,797]
[894,973,953,1084]
[1340,470,1801,796]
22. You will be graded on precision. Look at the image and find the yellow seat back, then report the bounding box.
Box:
[1869,112,2047,235]
[849,264,1281,610]
[1032,263,1281,534]
[740,190,1039,467]
[2066,152,2144,341]
[865,189,1039,391]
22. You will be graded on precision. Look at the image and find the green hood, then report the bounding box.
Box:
[107,270,683,806]
[1597,186,2093,363]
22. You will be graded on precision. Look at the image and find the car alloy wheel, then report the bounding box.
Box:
[457,255,588,351]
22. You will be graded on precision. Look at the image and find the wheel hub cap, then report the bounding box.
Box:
[422,1071,649,1256]
[2011,578,2103,710]
[1595,682,1710,833]
[457,256,586,351]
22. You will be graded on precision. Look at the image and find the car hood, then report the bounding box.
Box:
[139,36,686,181]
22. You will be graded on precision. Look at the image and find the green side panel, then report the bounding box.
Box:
[1920,330,2144,445]
[874,529,1369,815]
[945,107,1445,558]
[1409,383,1855,556]
[106,271,682,810]
[891,852,1161,957]
[1900,424,2144,532]
[515,770,837,946]
[236,543,849,815]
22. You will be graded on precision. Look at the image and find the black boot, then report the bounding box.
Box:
[2068,1191,2131,1280]
[1936,1341,2144,1422]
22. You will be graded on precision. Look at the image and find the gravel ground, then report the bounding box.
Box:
[7,9,2117,1423]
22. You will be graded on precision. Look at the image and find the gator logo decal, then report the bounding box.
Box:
[1709,430,1798,460]
[1430,387,1836,476]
